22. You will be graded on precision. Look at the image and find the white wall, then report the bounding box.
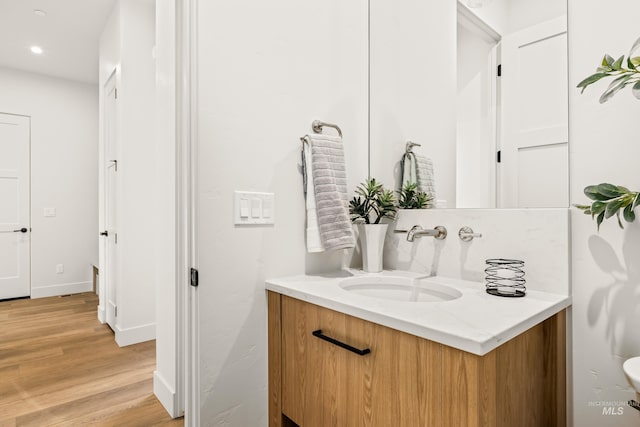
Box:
[569,0,640,425]
[369,0,457,207]
[0,67,98,298]
[195,0,369,424]
[98,0,157,347]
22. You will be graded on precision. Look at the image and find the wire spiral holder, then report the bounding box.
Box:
[485,258,526,297]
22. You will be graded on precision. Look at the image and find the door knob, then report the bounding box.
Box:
[13,227,28,233]
[100,231,109,236]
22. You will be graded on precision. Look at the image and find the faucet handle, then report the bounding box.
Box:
[458,226,482,242]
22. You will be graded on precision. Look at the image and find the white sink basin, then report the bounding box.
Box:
[339,276,462,303]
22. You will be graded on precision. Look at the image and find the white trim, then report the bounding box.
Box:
[30,281,92,299]
[177,0,198,425]
[154,370,179,418]
[457,1,501,42]
[115,322,156,347]
[98,305,106,323]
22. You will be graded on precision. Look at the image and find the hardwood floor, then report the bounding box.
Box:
[0,292,184,427]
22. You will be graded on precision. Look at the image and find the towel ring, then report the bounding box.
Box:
[312,120,343,138]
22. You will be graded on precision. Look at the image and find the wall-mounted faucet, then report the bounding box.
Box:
[458,226,482,242]
[405,225,447,242]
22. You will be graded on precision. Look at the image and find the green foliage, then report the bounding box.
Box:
[349,178,398,224]
[398,182,432,209]
[576,37,640,103]
[575,183,640,230]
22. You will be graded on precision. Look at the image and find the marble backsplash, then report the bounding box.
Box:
[385,208,570,295]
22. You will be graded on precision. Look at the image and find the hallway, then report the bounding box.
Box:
[0,293,183,426]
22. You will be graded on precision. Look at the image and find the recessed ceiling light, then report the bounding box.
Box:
[33,9,47,17]
[30,46,43,55]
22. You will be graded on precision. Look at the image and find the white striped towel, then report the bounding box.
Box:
[302,139,324,252]
[306,133,355,251]
[415,154,437,207]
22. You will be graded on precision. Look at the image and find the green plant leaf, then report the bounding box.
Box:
[596,211,605,230]
[633,81,640,100]
[599,75,634,103]
[605,198,625,219]
[576,72,610,93]
[591,201,607,217]
[633,193,640,210]
[623,204,636,223]
[604,54,615,67]
[597,183,626,198]
[629,37,640,58]
[584,185,609,201]
[617,212,624,229]
[612,55,625,70]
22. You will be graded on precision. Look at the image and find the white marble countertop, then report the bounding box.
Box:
[266,269,571,356]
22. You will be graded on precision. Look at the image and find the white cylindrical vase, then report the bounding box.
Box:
[357,223,388,273]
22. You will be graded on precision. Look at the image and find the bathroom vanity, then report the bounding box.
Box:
[266,271,570,427]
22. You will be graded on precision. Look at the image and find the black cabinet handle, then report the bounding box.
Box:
[312,329,371,356]
[13,227,28,233]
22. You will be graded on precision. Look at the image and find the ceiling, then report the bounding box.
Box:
[0,0,116,84]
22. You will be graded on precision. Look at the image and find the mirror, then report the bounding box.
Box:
[369,0,568,209]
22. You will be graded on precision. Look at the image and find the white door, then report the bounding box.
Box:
[499,16,568,208]
[103,76,118,330]
[0,114,30,300]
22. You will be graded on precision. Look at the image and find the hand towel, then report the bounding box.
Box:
[401,152,417,187]
[302,138,324,252]
[415,154,437,207]
[307,133,355,251]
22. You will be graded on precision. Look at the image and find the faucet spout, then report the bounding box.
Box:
[407,225,447,242]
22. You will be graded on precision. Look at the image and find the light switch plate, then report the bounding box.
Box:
[234,191,275,225]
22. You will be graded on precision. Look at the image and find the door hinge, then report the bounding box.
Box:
[115,88,118,99]
[190,268,199,287]
[497,150,502,163]
[114,233,118,244]
[115,306,118,317]
[497,64,502,77]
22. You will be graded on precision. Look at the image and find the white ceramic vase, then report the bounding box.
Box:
[357,223,388,273]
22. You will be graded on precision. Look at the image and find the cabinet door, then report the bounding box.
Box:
[281,296,442,426]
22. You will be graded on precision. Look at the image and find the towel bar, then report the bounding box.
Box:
[312,120,342,138]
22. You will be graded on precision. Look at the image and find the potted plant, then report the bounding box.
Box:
[398,182,432,209]
[575,37,640,229]
[349,178,398,272]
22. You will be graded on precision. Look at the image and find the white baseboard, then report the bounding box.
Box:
[154,370,181,418]
[30,281,92,299]
[115,323,156,347]
[97,306,106,323]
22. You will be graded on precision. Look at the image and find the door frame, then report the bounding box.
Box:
[177,0,198,424]
[98,69,119,325]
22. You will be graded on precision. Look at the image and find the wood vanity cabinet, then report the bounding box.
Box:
[268,291,566,427]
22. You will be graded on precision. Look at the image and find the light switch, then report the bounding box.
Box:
[240,199,249,218]
[262,199,272,218]
[251,199,261,218]
[234,191,275,225]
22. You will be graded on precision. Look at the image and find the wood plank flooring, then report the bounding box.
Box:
[0,292,184,427]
